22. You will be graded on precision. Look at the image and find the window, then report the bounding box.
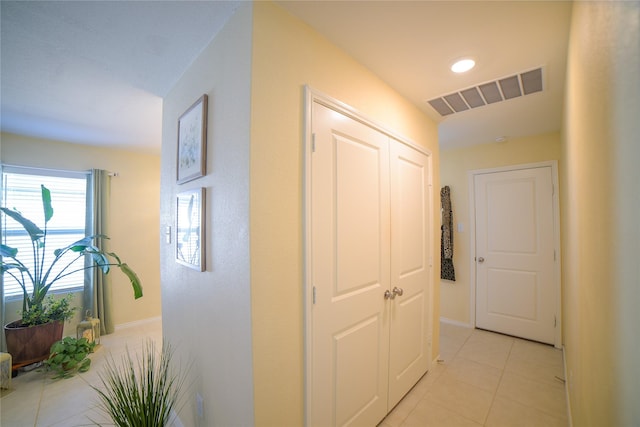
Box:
[1,166,88,298]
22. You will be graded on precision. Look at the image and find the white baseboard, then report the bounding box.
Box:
[562,345,573,427]
[439,316,473,329]
[115,316,162,331]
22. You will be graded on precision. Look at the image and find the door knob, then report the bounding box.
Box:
[478,257,485,263]
[384,290,395,300]
[393,287,404,297]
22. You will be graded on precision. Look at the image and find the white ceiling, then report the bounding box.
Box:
[1,1,573,153]
[1,0,241,154]
[277,1,573,149]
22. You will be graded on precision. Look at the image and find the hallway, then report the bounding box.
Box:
[380,322,568,426]
[1,320,568,426]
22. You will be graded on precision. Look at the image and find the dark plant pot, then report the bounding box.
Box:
[4,320,64,370]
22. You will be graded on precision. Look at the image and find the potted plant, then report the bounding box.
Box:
[92,341,186,426]
[0,185,142,369]
[45,336,96,379]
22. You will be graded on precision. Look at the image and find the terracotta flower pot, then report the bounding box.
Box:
[4,320,64,369]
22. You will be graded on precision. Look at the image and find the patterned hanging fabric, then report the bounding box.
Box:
[441,186,456,281]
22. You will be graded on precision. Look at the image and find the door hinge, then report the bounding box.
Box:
[554,250,557,261]
[312,286,316,304]
[311,133,316,153]
[554,316,557,327]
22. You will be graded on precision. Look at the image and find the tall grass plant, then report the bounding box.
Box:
[92,341,186,427]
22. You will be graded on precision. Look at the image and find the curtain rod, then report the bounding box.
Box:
[1,164,118,177]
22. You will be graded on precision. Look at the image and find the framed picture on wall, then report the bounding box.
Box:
[176,188,205,271]
[177,94,208,184]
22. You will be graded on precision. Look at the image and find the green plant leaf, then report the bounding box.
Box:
[79,359,91,372]
[0,261,27,274]
[41,185,54,223]
[85,249,110,273]
[119,262,143,299]
[0,207,44,241]
[53,236,93,256]
[0,244,18,258]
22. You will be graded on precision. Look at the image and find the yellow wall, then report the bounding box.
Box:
[250,3,440,426]
[562,2,639,425]
[439,132,561,324]
[1,132,162,327]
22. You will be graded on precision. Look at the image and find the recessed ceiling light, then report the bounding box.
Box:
[451,58,476,74]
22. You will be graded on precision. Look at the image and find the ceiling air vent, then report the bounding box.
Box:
[427,67,543,117]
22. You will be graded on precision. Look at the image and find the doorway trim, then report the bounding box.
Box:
[467,161,562,348]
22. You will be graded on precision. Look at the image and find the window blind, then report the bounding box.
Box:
[1,167,88,298]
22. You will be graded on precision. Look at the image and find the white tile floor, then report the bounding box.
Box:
[380,322,568,427]
[1,320,568,427]
[0,318,163,427]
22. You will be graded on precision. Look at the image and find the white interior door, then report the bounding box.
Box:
[474,166,557,344]
[310,102,391,427]
[388,140,431,408]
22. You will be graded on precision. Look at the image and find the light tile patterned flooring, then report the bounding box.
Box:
[0,320,568,426]
[0,318,163,427]
[380,322,568,427]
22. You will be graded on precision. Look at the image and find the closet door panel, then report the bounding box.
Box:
[310,102,391,427]
[388,140,432,408]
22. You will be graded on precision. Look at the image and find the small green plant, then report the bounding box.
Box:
[45,336,96,379]
[20,294,77,326]
[92,341,186,427]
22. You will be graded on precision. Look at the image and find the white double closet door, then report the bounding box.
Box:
[308,101,433,427]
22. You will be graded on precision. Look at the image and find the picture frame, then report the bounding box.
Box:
[176,188,205,271]
[177,94,208,184]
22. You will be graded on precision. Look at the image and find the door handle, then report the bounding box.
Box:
[477,257,485,263]
[384,290,395,300]
[393,287,404,297]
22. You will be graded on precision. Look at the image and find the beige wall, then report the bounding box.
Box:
[0,132,162,328]
[250,3,440,426]
[439,132,561,324]
[562,2,639,425]
[159,5,255,427]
